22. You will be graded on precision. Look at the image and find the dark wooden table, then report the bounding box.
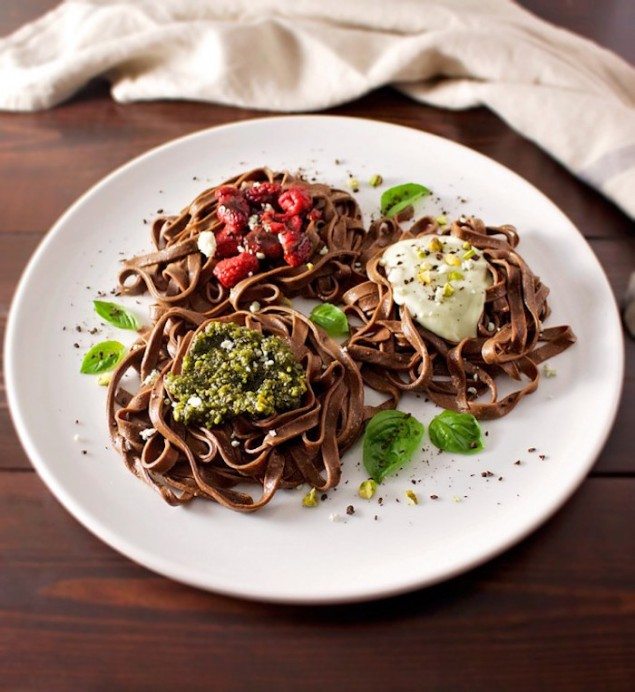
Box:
[1,2,633,689]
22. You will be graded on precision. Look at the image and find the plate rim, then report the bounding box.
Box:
[4,114,625,604]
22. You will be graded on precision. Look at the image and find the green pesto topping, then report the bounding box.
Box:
[165,321,307,427]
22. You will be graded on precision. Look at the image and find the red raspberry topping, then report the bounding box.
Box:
[262,211,303,236]
[213,252,260,289]
[278,186,312,216]
[244,229,283,261]
[244,182,282,205]
[214,228,241,258]
[214,186,249,233]
[278,229,313,267]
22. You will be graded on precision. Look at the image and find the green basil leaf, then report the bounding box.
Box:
[363,410,425,483]
[80,340,126,375]
[428,410,484,454]
[380,183,430,218]
[94,300,139,330]
[310,302,349,337]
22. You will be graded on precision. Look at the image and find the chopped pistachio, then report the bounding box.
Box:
[359,479,378,500]
[542,363,557,378]
[302,487,319,507]
[368,174,383,187]
[405,490,419,505]
[462,241,471,250]
[97,372,112,386]
[444,253,461,267]
[442,282,455,297]
[428,237,443,252]
[448,270,464,282]
[462,247,477,260]
[347,177,360,192]
[435,214,448,226]
[306,262,314,270]
[417,268,432,285]
[416,248,429,260]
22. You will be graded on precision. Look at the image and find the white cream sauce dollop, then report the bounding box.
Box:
[381,235,492,343]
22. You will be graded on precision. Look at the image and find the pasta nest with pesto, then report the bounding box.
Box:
[107,306,367,510]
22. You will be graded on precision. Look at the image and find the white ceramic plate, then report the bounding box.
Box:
[5,116,623,604]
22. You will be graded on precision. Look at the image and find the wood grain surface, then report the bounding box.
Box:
[0,1,633,690]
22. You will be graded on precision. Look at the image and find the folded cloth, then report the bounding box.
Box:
[1,0,634,218]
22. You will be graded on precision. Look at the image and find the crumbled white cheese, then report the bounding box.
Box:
[187,395,203,408]
[319,246,329,255]
[467,386,478,395]
[487,322,495,332]
[139,428,156,441]
[197,231,217,258]
[329,513,344,523]
[73,434,80,443]
[264,359,275,366]
[434,286,444,303]
[268,429,277,437]
[230,439,240,447]
[237,245,245,253]
[248,214,260,230]
[220,340,234,350]
[255,252,265,260]
[249,301,261,313]
[142,369,160,387]
[462,259,474,271]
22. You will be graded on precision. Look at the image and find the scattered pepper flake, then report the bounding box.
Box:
[346,504,355,515]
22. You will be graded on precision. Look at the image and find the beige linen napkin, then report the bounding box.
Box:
[1,0,634,217]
